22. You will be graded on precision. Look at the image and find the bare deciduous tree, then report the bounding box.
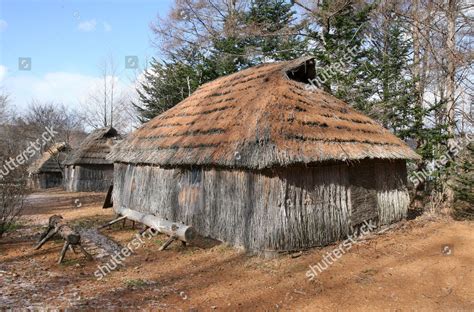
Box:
[0,95,29,238]
[15,101,84,153]
[81,56,134,131]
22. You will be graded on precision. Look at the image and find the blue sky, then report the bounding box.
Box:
[0,0,173,112]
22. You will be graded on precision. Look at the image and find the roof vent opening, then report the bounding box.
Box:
[286,58,316,84]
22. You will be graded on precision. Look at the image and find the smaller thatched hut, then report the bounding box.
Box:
[63,127,121,192]
[28,142,70,189]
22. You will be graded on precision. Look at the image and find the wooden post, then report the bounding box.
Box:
[159,235,177,251]
[103,184,114,208]
[98,215,127,229]
[58,242,70,264]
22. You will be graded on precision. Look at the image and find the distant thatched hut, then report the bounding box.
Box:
[28,142,70,189]
[63,127,121,192]
[108,57,420,252]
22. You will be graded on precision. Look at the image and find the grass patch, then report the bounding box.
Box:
[0,221,23,234]
[60,258,81,266]
[124,279,148,288]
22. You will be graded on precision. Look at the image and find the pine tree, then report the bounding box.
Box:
[307,0,374,106]
[136,0,304,122]
[368,12,417,136]
[244,0,303,62]
[134,51,217,122]
[453,142,473,219]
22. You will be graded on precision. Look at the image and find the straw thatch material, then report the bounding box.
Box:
[108,57,420,168]
[28,143,70,189]
[110,57,420,252]
[63,127,121,192]
[64,127,121,166]
[28,142,70,174]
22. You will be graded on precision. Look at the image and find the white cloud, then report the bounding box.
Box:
[77,19,97,32]
[0,19,7,32]
[103,21,112,32]
[0,65,7,82]
[2,71,137,114]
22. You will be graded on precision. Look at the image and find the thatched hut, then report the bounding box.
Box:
[28,142,70,189]
[108,57,420,252]
[63,127,121,192]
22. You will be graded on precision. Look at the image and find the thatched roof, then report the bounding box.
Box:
[64,127,122,166]
[108,57,420,169]
[28,142,70,174]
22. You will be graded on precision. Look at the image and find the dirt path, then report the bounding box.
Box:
[1,189,473,311]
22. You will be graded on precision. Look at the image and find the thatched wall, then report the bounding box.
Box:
[64,164,113,192]
[113,159,408,251]
[28,172,63,189]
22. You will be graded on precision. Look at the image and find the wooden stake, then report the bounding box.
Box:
[34,229,57,250]
[58,242,70,264]
[77,244,93,260]
[98,215,127,229]
[139,226,149,235]
[159,236,177,251]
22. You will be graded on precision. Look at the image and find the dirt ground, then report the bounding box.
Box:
[0,189,473,311]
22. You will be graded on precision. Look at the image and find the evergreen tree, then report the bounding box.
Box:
[245,0,303,62]
[134,51,218,122]
[453,142,473,219]
[368,12,417,136]
[136,0,303,122]
[307,0,374,107]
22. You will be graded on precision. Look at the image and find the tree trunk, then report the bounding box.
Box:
[445,0,457,208]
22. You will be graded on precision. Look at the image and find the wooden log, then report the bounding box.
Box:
[56,223,81,245]
[34,215,92,264]
[116,207,196,242]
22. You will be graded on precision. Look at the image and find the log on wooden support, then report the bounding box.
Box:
[34,215,92,264]
[116,207,197,243]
